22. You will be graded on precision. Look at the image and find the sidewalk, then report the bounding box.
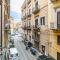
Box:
[0,55,2,60]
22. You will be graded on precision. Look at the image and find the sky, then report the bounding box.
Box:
[10,0,24,21]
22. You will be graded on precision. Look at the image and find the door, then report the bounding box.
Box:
[57,52,60,60]
[42,45,45,54]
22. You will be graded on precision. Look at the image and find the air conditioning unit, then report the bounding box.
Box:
[51,0,57,2]
[50,23,55,29]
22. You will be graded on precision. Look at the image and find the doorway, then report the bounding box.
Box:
[57,52,60,60]
[42,45,45,54]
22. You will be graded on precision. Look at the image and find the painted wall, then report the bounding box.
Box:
[48,0,60,60]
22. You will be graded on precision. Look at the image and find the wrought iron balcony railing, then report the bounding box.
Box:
[4,21,10,30]
[27,12,31,17]
[50,0,57,2]
[32,5,40,14]
[22,26,27,30]
[27,0,31,4]
[50,22,60,30]
[32,25,40,31]
[21,15,26,20]
[26,26,31,30]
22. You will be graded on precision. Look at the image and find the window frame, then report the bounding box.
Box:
[57,11,60,28]
[57,35,60,45]
[40,16,45,25]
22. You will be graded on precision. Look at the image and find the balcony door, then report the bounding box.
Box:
[42,45,45,54]
[57,11,60,28]
[35,19,38,27]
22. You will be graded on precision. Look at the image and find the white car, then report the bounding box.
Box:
[9,48,19,60]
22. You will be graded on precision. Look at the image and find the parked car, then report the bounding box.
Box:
[37,55,55,60]
[24,40,28,46]
[11,34,15,36]
[44,57,55,60]
[37,55,47,60]
[0,44,2,55]
[9,44,15,48]
[9,39,14,44]
[9,48,19,60]
[30,47,37,55]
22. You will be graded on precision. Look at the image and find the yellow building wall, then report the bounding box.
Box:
[49,31,60,60]
[53,1,60,8]
[48,0,60,60]
[40,0,48,8]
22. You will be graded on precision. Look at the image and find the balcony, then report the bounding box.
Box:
[22,26,27,30]
[50,23,60,31]
[21,16,24,20]
[21,15,26,20]
[32,25,40,32]
[34,39,39,42]
[23,16,26,19]
[27,12,31,17]
[32,35,40,42]
[27,26,31,30]
[50,10,60,31]
[50,0,57,2]
[27,0,31,4]
[32,5,40,14]
[4,21,10,30]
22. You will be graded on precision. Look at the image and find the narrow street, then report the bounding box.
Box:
[14,32,37,60]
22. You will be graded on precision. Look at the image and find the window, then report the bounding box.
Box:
[42,45,45,54]
[57,36,60,45]
[29,9,30,14]
[29,36,31,41]
[57,11,60,28]
[27,19,31,27]
[27,30,28,35]
[40,17,45,25]
[35,19,38,27]
[28,20,31,27]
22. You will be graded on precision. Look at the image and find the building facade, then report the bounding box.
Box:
[22,0,60,60]
[10,19,22,34]
[48,0,60,60]
[21,0,49,56]
[0,0,10,52]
